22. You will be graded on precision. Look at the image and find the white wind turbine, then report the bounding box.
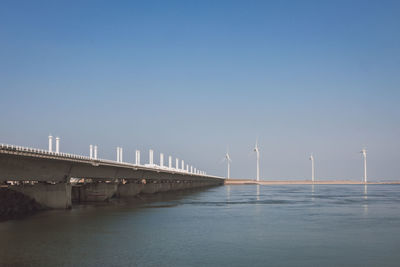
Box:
[253,139,260,181]
[224,150,232,179]
[361,148,367,183]
[309,153,315,182]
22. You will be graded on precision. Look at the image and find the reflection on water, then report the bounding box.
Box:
[363,184,368,215]
[256,184,260,201]
[1,185,400,267]
[311,184,315,201]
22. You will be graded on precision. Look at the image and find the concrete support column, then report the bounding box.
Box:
[90,145,93,159]
[142,182,162,194]
[117,147,120,162]
[11,183,72,209]
[168,156,172,169]
[176,158,179,169]
[117,183,144,198]
[72,183,117,202]
[94,145,98,159]
[181,160,185,171]
[120,147,123,162]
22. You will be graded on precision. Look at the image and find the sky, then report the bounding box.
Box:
[1,0,399,180]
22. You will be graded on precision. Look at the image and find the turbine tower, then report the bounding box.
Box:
[254,139,260,181]
[309,153,315,182]
[361,148,367,183]
[224,151,232,179]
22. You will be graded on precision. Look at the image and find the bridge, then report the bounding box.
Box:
[0,141,224,209]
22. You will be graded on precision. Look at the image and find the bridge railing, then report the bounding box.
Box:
[0,143,89,161]
[0,143,212,177]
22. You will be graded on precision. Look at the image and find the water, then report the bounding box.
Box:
[1,185,400,266]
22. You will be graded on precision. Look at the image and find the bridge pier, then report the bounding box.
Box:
[117,179,222,197]
[72,182,117,202]
[5,179,222,209]
[141,182,163,194]
[117,182,144,198]
[9,183,72,209]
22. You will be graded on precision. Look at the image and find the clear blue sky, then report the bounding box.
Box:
[1,0,399,180]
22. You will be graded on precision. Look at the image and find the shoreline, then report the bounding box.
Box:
[225,179,400,185]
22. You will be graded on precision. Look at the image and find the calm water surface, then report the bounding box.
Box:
[1,185,400,266]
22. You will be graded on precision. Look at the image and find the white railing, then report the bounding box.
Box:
[0,143,104,162]
[0,143,210,177]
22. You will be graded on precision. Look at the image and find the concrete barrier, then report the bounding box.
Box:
[159,183,171,192]
[10,183,71,209]
[117,183,144,198]
[74,183,117,202]
[141,183,162,194]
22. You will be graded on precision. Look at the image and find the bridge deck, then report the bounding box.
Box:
[0,144,223,182]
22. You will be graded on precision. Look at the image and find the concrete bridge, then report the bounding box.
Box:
[0,143,224,209]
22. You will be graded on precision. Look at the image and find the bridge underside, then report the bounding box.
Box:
[0,153,223,209]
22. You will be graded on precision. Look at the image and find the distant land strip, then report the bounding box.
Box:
[225,179,400,185]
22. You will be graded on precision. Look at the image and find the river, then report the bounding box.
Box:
[1,185,400,266]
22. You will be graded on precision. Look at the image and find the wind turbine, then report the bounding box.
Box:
[361,148,367,183]
[224,150,232,179]
[253,139,260,181]
[309,153,315,182]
